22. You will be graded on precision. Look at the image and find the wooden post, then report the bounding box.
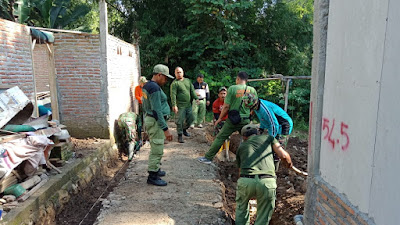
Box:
[29,38,39,117]
[284,79,291,112]
[47,43,60,120]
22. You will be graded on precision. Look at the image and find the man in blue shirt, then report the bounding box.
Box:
[242,93,293,138]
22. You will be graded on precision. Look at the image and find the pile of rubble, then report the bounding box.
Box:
[0,86,73,218]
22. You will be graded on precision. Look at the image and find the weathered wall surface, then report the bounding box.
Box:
[106,35,140,138]
[0,19,35,99]
[306,0,399,224]
[53,33,108,138]
[32,45,50,93]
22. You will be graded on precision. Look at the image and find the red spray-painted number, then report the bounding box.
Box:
[322,117,350,151]
[340,122,350,151]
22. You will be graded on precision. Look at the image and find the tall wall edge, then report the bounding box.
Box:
[304,0,330,223]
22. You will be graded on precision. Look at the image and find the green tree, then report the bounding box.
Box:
[14,0,90,30]
[0,0,15,21]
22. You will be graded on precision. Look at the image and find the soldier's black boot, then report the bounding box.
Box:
[183,129,191,137]
[157,169,166,177]
[178,134,184,143]
[147,171,167,186]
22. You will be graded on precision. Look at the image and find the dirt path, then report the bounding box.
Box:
[95,123,229,225]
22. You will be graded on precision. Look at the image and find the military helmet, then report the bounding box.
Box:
[243,93,258,109]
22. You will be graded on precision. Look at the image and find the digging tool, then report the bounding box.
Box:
[291,166,308,176]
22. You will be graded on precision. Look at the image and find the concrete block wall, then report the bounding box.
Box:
[314,180,370,225]
[306,0,400,224]
[32,45,50,93]
[53,33,108,138]
[106,35,140,138]
[0,19,35,99]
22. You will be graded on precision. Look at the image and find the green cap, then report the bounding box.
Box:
[241,123,259,136]
[153,64,174,79]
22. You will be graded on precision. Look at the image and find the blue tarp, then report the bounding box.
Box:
[30,28,54,43]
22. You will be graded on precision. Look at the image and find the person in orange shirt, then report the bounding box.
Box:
[135,76,147,142]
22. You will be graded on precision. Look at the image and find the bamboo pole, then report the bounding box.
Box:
[248,75,311,82]
[284,79,291,112]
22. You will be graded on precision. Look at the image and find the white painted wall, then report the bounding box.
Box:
[106,35,140,137]
[368,1,400,224]
[319,0,400,222]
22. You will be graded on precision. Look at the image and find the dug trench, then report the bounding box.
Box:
[55,139,129,225]
[55,124,307,225]
[204,125,308,225]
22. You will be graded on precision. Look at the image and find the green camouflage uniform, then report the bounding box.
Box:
[117,112,137,143]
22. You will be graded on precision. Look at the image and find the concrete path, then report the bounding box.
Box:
[95,125,228,225]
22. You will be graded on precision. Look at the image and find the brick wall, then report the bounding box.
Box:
[0,19,35,99]
[32,45,50,93]
[314,180,374,225]
[106,35,140,137]
[53,33,108,138]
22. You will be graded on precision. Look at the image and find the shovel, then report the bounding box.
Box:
[291,166,308,176]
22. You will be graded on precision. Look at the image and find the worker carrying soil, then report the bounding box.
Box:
[235,124,293,225]
[142,64,174,186]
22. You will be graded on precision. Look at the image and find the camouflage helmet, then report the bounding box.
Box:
[242,93,258,109]
[139,76,148,83]
[241,123,259,136]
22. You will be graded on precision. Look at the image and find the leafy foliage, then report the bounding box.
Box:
[105,0,313,129]
[0,0,93,31]
[0,0,15,20]
[0,0,314,129]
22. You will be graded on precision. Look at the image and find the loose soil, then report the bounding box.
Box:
[206,124,308,225]
[56,123,307,225]
[56,139,128,225]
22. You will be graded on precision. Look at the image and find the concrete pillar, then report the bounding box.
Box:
[303,0,330,223]
[99,0,110,136]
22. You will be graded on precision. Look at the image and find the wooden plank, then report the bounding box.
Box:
[30,36,39,117]
[33,27,91,35]
[18,178,48,202]
[0,133,26,143]
[31,39,36,51]
[47,44,60,120]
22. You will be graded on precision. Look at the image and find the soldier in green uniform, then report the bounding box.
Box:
[117,112,137,161]
[198,72,258,164]
[170,67,199,143]
[235,124,293,225]
[142,64,174,186]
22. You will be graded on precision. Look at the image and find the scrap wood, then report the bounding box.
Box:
[20,175,41,190]
[0,130,26,143]
[18,178,48,202]
[46,160,62,174]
